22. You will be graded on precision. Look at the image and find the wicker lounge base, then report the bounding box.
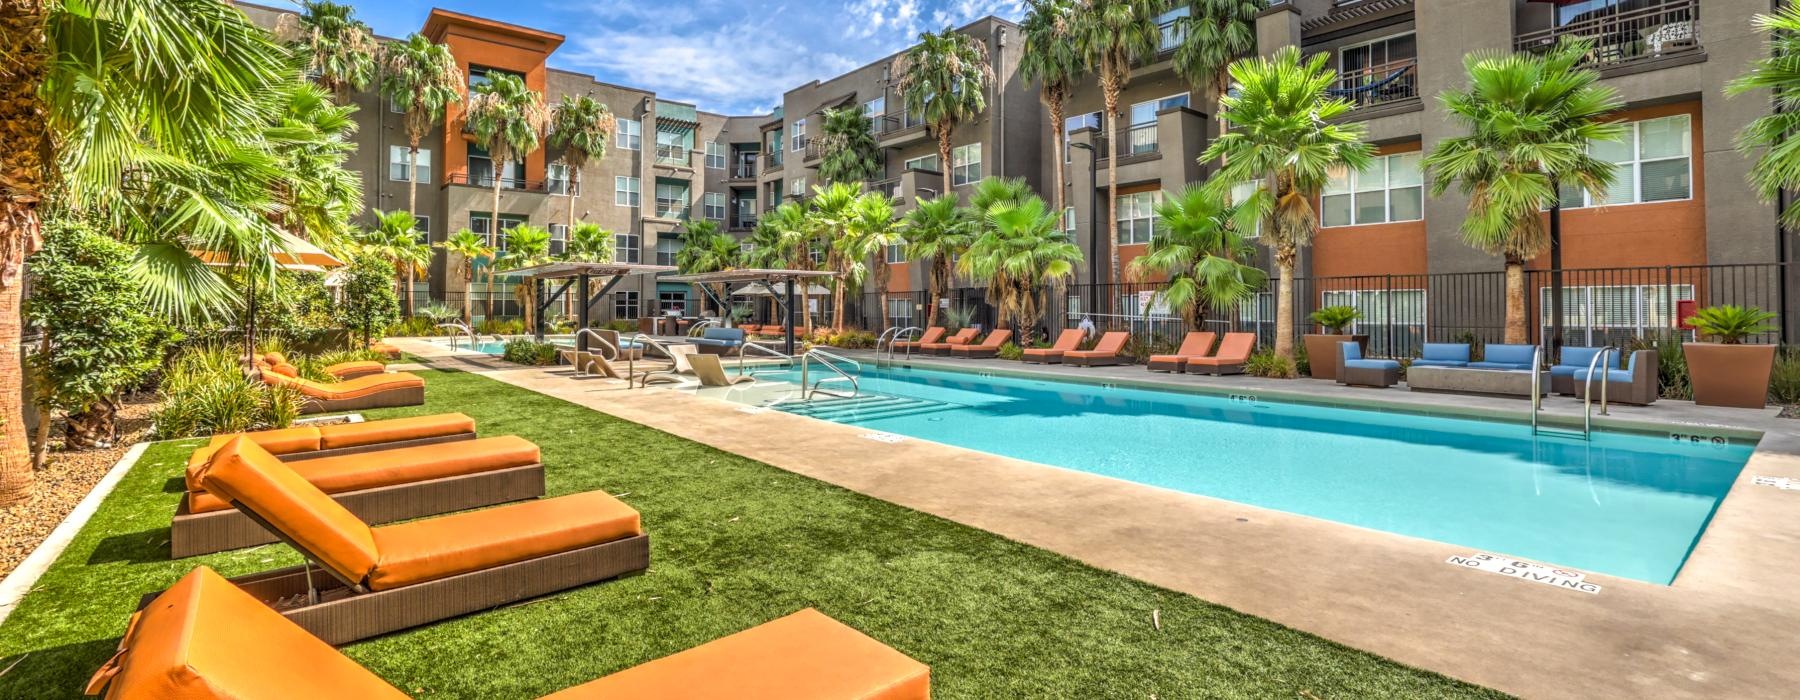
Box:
[1338,363,1400,387]
[1066,354,1125,367]
[180,534,650,645]
[171,464,545,558]
[1184,362,1245,376]
[1145,357,1190,372]
[300,385,425,414]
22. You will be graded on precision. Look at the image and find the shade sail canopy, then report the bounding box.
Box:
[498,261,678,279]
[732,282,832,297]
[660,269,837,284]
[196,230,344,270]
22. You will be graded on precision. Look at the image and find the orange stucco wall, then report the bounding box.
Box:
[886,261,917,293]
[1312,141,1428,279]
[426,11,560,188]
[1116,182,1163,283]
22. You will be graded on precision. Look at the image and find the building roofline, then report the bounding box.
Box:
[774,14,1017,101]
[422,7,565,50]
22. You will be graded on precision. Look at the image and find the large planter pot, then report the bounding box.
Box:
[1685,342,1775,408]
[1302,334,1369,381]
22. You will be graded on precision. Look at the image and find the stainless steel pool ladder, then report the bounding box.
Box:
[876,327,922,363]
[625,333,680,387]
[801,347,860,400]
[687,319,717,336]
[571,328,620,377]
[1530,345,1614,441]
[737,341,794,376]
[436,322,474,351]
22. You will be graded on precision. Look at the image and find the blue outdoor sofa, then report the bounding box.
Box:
[1550,346,1611,395]
[690,327,746,355]
[1338,342,1401,387]
[1468,343,1537,370]
[1412,343,1471,368]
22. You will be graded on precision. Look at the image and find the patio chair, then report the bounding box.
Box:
[691,353,756,387]
[263,352,386,380]
[891,327,945,353]
[1065,331,1130,367]
[1146,332,1216,373]
[1468,343,1536,370]
[89,566,930,699]
[173,434,545,558]
[368,342,402,359]
[1572,349,1659,406]
[1184,333,1255,375]
[920,328,978,356]
[183,414,478,482]
[1021,328,1084,364]
[259,372,425,415]
[951,329,1013,359]
[191,437,649,644]
[1410,343,1470,369]
[1337,342,1400,388]
[1550,346,1612,395]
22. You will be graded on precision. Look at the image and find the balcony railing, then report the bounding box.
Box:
[652,200,689,220]
[803,138,824,161]
[1093,127,1159,161]
[762,152,784,172]
[655,144,693,167]
[730,213,757,230]
[1330,57,1419,109]
[731,157,758,179]
[1514,0,1700,70]
[868,177,900,202]
[879,112,927,135]
[447,172,563,193]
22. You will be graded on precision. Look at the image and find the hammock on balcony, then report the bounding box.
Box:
[1325,65,1414,98]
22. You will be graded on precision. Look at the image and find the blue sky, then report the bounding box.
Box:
[340,0,1028,115]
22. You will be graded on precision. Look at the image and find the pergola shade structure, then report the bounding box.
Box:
[661,269,838,354]
[503,262,677,349]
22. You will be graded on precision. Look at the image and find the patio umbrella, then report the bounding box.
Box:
[195,230,346,367]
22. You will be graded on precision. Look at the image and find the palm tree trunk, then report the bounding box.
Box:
[462,265,473,323]
[408,140,420,216]
[1047,92,1066,215]
[1504,257,1527,344]
[1103,80,1122,312]
[926,258,946,328]
[405,265,416,316]
[1,0,50,505]
[936,123,954,197]
[1274,245,1296,362]
[492,161,504,320]
[833,277,847,333]
[30,335,50,469]
[567,164,579,228]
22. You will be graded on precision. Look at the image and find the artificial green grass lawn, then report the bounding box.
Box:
[0,369,1502,698]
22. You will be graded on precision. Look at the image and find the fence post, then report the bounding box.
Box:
[1385,274,1394,358]
[1664,266,1673,340]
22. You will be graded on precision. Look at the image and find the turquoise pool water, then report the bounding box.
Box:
[742,365,1753,584]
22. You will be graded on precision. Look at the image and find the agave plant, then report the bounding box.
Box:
[1688,305,1778,344]
[1310,306,1362,335]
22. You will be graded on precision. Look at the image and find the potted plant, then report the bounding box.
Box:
[1685,304,1778,408]
[1301,305,1368,381]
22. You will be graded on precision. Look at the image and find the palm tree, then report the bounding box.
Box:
[1128,184,1265,328]
[892,29,995,194]
[1203,46,1374,361]
[959,196,1084,344]
[1020,0,1084,214]
[498,224,552,330]
[747,203,813,328]
[466,73,547,249]
[567,221,616,262]
[547,94,616,227]
[1729,6,1800,229]
[902,195,976,328]
[1171,0,1262,99]
[850,193,902,330]
[816,107,882,185]
[1424,39,1622,343]
[968,176,1034,215]
[278,0,377,101]
[437,228,495,323]
[268,80,363,250]
[674,219,740,317]
[1072,0,1167,295]
[380,33,463,217]
[361,210,432,316]
[1,0,294,504]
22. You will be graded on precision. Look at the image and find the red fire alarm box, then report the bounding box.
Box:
[1676,299,1697,330]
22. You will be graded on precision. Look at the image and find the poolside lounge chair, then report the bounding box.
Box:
[1337,342,1400,388]
[173,434,545,557]
[1572,349,1658,406]
[369,342,402,359]
[1021,328,1084,364]
[951,329,1013,359]
[1146,332,1216,373]
[1550,346,1612,395]
[692,327,748,355]
[1410,343,1470,369]
[192,437,648,644]
[183,414,478,480]
[920,328,978,356]
[1468,343,1536,370]
[91,566,930,699]
[263,352,387,380]
[691,354,755,387]
[1184,333,1255,375]
[891,327,944,354]
[1065,331,1129,367]
[260,372,425,414]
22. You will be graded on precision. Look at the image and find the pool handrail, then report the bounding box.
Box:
[624,333,682,386]
[802,347,860,399]
[1529,345,1544,435]
[687,319,717,336]
[877,327,921,361]
[738,341,794,375]
[571,328,620,377]
[436,322,474,351]
[1582,346,1618,436]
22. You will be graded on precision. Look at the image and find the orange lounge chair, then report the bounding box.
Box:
[1021,329,1084,364]
[891,326,944,354]
[919,328,977,356]
[192,437,648,643]
[261,371,424,414]
[263,352,386,380]
[368,342,402,359]
[183,414,478,482]
[173,434,545,558]
[951,329,1012,359]
[1065,331,1130,367]
[1146,332,1216,373]
[1185,332,1256,375]
[89,567,930,700]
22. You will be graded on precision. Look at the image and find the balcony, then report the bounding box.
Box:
[762,152,784,174]
[654,144,695,170]
[802,138,824,164]
[1514,0,1700,71]
[446,172,565,194]
[877,112,929,148]
[648,198,689,222]
[1094,125,1163,164]
[729,155,758,180]
[1331,57,1419,112]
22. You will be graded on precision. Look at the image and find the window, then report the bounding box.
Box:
[655,129,689,163]
[1322,152,1423,227]
[1127,94,1189,155]
[1157,5,1189,52]
[658,291,688,315]
[768,128,783,164]
[655,180,689,219]
[615,176,640,207]
[614,291,640,320]
[951,143,981,186]
[468,213,527,250]
[703,192,726,220]
[388,146,432,183]
[467,145,521,188]
[1559,114,1692,208]
[467,65,522,90]
[412,216,431,246]
[1340,33,1417,79]
[654,238,681,266]
[791,118,806,151]
[617,118,641,150]
[1115,191,1161,244]
[767,179,784,207]
[705,141,726,169]
[885,237,907,264]
[903,154,940,172]
[864,97,885,117]
[791,177,807,198]
[547,163,571,195]
[548,223,568,255]
[1230,181,1263,238]
[1065,112,1102,162]
[886,298,912,328]
[614,232,641,263]
[1062,207,1076,235]
[1320,289,1426,357]
[1540,283,1697,346]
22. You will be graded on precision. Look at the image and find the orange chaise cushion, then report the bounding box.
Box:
[184,427,322,491]
[264,372,424,401]
[543,608,930,700]
[324,360,386,377]
[185,436,540,514]
[367,490,641,591]
[196,438,379,586]
[87,567,408,699]
[317,412,475,450]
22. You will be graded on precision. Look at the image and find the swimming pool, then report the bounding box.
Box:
[733,364,1753,584]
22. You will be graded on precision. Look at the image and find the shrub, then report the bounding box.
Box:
[334,255,401,347]
[602,319,638,333]
[1309,305,1361,334]
[289,348,391,382]
[152,346,301,439]
[942,305,975,331]
[1451,330,1486,362]
[1292,337,1310,376]
[1122,332,1171,362]
[478,317,530,335]
[1771,347,1800,405]
[1688,304,1778,344]
[822,330,878,349]
[501,338,559,365]
[25,219,170,448]
[997,342,1023,361]
[1628,333,1690,400]
[1244,348,1296,378]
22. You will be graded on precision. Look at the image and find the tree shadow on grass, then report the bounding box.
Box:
[85,528,171,566]
[0,637,119,698]
[160,476,185,494]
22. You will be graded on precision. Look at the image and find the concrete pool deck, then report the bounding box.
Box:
[393,338,1800,698]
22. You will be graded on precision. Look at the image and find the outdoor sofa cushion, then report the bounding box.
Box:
[1065,331,1128,360]
[261,372,425,401]
[1341,341,1400,370]
[198,438,381,583]
[184,413,477,489]
[691,327,746,349]
[1412,343,1470,368]
[1467,343,1536,370]
[1550,346,1611,379]
[184,436,539,514]
[1021,329,1084,362]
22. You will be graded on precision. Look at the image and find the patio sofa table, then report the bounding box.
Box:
[1406,366,1548,399]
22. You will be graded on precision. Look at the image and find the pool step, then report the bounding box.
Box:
[774,394,956,422]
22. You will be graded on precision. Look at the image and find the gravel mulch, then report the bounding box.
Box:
[0,395,159,580]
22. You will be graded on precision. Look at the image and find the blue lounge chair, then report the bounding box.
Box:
[1551,346,1611,395]
[1411,343,1470,368]
[1468,343,1536,371]
[1338,342,1400,387]
[1572,349,1658,405]
[690,327,746,355]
